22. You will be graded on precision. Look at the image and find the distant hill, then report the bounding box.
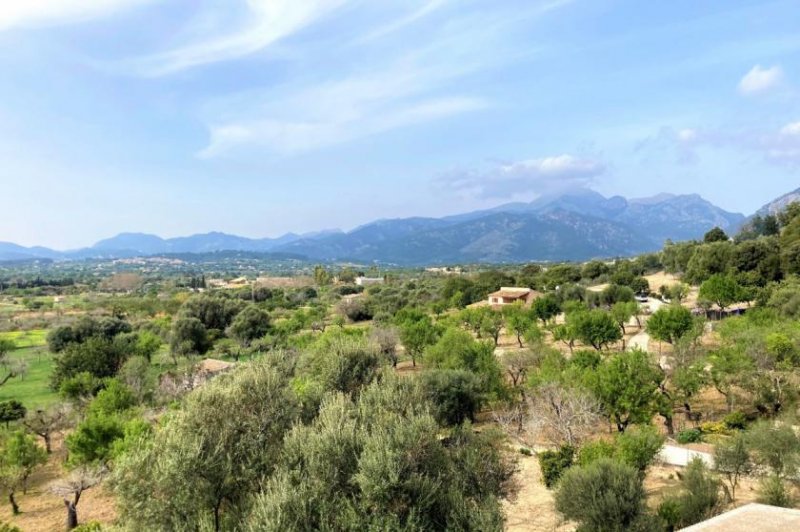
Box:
[275,189,745,264]
[755,187,800,216]
[0,187,758,264]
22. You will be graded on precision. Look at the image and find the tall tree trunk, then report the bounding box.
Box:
[44,432,52,454]
[64,499,78,530]
[9,492,19,515]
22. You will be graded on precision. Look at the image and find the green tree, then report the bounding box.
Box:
[699,274,745,315]
[87,379,137,417]
[611,301,638,335]
[714,432,752,502]
[589,349,664,432]
[112,360,300,531]
[66,413,126,466]
[647,305,695,345]
[169,317,211,360]
[707,348,753,412]
[0,401,25,429]
[420,369,485,426]
[704,226,729,243]
[503,304,534,347]
[479,309,505,347]
[244,378,514,531]
[398,316,439,367]
[575,310,622,351]
[555,458,650,532]
[0,431,47,514]
[227,305,271,347]
[425,329,504,398]
[51,336,129,390]
[746,420,800,479]
[531,295,561,325]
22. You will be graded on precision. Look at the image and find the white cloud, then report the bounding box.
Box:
[194,0,574,156]
[0,0,152,30]
[130,0,349,76]
[356,0,449,44]
[677,128,698,142]
[198,58,489,157]
[780,121,800,136]
[436,155,606,199]
[738,64,784,95]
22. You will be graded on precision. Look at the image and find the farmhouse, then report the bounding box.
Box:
[487,287,540,306]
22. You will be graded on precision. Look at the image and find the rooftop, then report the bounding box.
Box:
[680,503,800,531]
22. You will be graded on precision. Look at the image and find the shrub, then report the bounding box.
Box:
[539,445,574,488]
[660,458,722,529]
[519,447,532,456]
[757,474,793,508]
[677,429,702,444]
[723,411,747,430]
[699,421,727,435]
[577,439,616,466]
[615,425,665,474]
[554,458,649,532]
[420,369,484,426]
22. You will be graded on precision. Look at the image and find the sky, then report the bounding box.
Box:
[1,0,800,249]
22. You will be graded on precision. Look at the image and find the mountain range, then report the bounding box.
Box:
[0,188,774,265]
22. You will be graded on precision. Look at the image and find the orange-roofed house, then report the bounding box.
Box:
[487,287,541,307]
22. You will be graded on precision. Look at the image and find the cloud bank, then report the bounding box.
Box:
[436,155,606,199]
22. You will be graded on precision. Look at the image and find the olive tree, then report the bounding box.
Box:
[555,458,652,532]
[112,360,300,531]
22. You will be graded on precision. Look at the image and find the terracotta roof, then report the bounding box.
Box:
[488,287,536,298]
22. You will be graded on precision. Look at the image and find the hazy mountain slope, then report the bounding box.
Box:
[277,217,453,260]
[755,187,800,216]
[0,187,765,263]
[277,210,655,264]
[618,193,745,243]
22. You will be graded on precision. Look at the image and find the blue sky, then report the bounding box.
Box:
[1,0,799,249]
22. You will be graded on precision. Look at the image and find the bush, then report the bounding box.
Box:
[554,458,649,532]
[615,425,665,474]
[539,445,574,488]
[519,447,532,456]
[699,421,727,435]
[419,369,484,426]
[577,439,616,466]
[723,411,747,430]
[659,458,722,529]
[677,429,702,444]
[757,474,793,508]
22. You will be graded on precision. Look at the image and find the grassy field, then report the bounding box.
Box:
[0,328,48,348]
[0,345,59,410]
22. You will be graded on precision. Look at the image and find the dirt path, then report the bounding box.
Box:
[503,453,575,532]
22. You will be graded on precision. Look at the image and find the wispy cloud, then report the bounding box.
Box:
[355,0,449,44]
[738,64,784,95]
[435,155,606,200]
[198,57,489,157]
[197,0,563,157]
[129,0,350,76]
[642,120,800,167]
[0,0,152,31]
